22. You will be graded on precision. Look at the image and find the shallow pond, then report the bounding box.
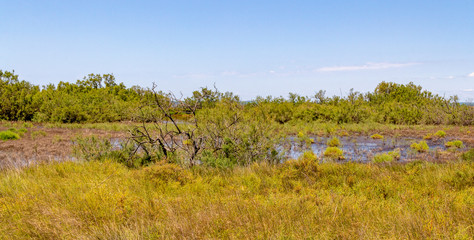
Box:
[286,136,466,162]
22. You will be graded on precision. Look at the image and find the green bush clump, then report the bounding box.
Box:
[323,147,344,160]
[5,127,28,137]
[461,148,473,162]
[388,148,401,160]
[200,150,236,169]
[298,151,318,161]
[0,130,20,140]
[410,141,429,153]
[373,153,394,163]
[372,149,400,163]
[423,134,433,140]
[326,137,340,147]
[370,134,384,140]
[434,130,446,138]
[445,140,464,149]
[296,131,314,146]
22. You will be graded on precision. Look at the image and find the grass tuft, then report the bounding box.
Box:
[410,140,429,153]
[0,130,20,140]
[370,133,384,140]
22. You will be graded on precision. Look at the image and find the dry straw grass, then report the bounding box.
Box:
[0,159,473,239]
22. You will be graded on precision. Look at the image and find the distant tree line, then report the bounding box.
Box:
[0,70,472,125]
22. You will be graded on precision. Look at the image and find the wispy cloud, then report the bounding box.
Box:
[468,72,474,77]
[316,62,419,72]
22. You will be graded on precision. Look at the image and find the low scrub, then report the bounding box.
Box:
[72,136,158,168]
[461,148,473,162]
[372,149,400,163]
[434,130,446,138]
[445,140,464,149]
[0,130,20,140]
[298,151,318,161]
[326,137,341,147]
[323,147,344,160]
[410,140,429,153]
[370,133,384,140]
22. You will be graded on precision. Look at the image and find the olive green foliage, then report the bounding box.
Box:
[0,130,20,141]
[445,140,464,149]
[435,130,446,138]
[370,133,384,139]
[0,70,40,121]
[373,153,394,163]
[1,70,473,126]
[372,149,400,163]
[296,131,314,148]
[131,88,283,167]
[461,148,473,162]
[323,147,344,160]
[255,82,473,125]
[423,133,433,140]
[72,136,156,168]
[6,127,27,136]
[298,151,318,161]
[326,137,341,147]
[1,71,146,123]
[410,141,429,153]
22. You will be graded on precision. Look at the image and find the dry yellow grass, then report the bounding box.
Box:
[0,159,473,239]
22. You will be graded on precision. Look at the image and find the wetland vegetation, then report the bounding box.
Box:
[0,70,473,239]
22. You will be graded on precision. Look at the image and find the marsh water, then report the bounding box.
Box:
[285,135,463,162]
[1,134,468,170]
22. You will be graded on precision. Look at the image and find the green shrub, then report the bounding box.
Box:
[370,134,384,140]
[72,136,157,168]
[434,130,446,138]
[298,151,318,161]
[6,127,27,137]
[388,148,401,160]
[296,131,314,146]
[445,140,464,149]
[410,141,429,153]
[326,137,340,147]
[200,150,236,169]
[0,130,20,140]
[423,134,433,140]
[461,148,473,162]
[372,153,394,163]
[323,147,344,160]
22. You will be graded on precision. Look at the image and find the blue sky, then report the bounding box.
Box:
[1,0,473,100]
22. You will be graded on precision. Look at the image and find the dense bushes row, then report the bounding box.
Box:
[1,70,148,122]
[252,82,473,125]
[1,70,473,125]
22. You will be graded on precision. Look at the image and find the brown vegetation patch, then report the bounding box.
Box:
[0,125,126,169]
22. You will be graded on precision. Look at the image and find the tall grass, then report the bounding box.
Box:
[1,160,472,239]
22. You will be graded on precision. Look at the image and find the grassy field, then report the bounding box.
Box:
[1,159,472,239]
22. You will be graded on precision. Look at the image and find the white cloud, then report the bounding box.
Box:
[468,72,474,77]
[316,62,419,72]
[463,89,473,92]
